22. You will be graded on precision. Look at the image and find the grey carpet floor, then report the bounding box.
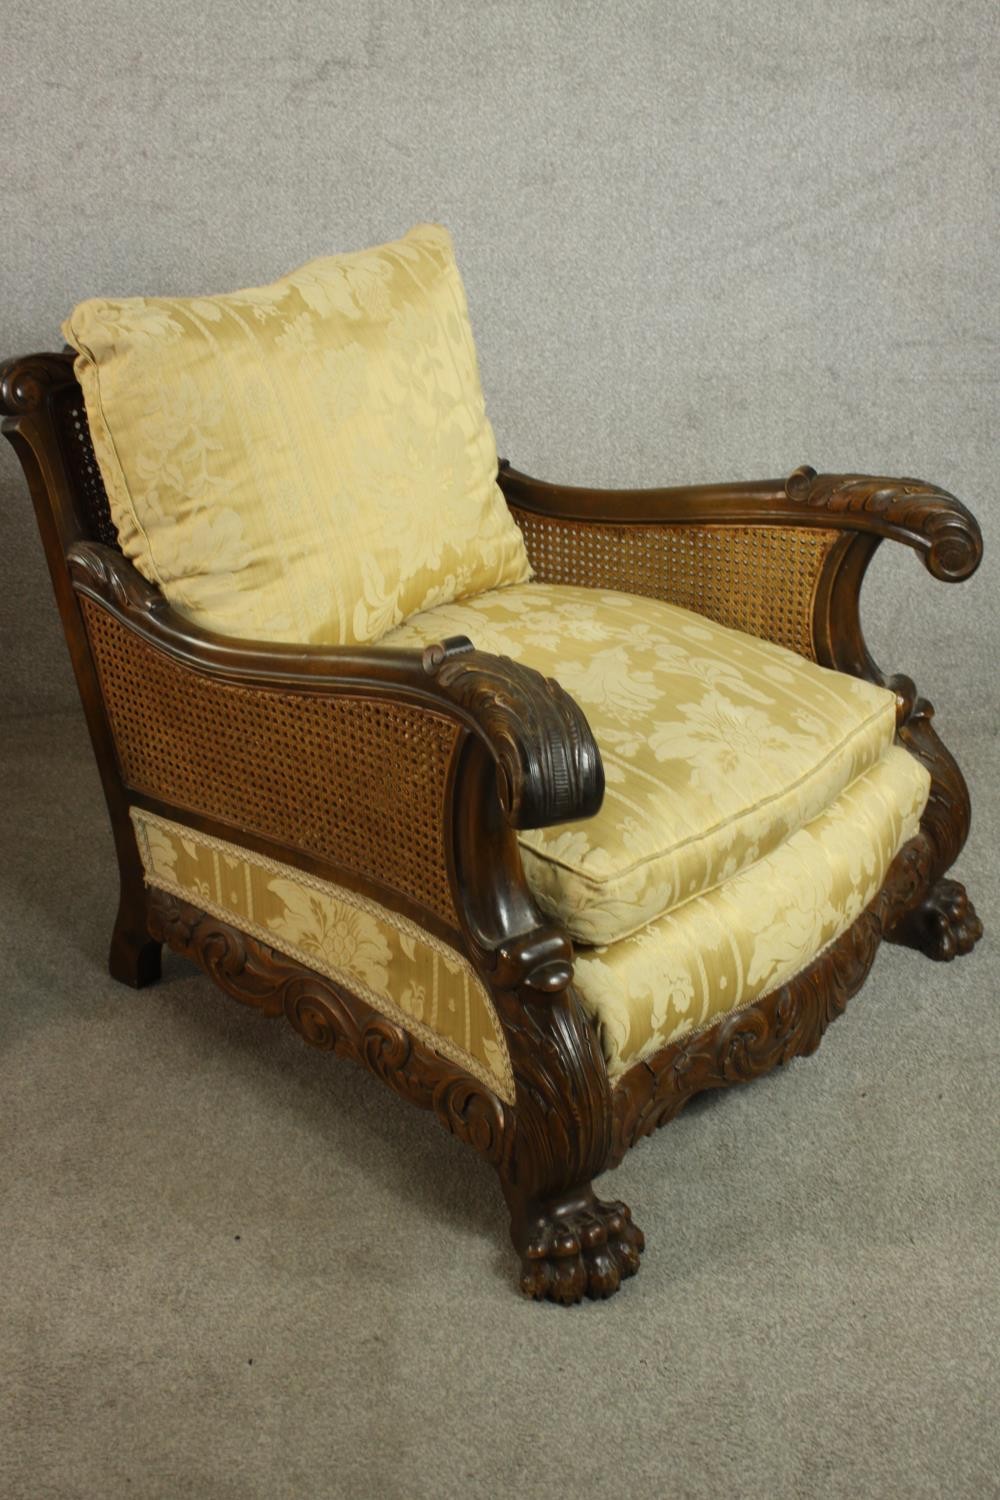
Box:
[2,710,997,1500]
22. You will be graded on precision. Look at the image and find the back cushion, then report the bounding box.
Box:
[63,224,530,645]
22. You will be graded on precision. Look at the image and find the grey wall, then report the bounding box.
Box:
[3,0,997,734]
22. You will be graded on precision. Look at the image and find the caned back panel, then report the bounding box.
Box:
[52,393,833,661]
[510,508,839,660]
[50,381,121,549]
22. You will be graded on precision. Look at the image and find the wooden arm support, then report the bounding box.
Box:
[502,455,982,961]
[67,542,621,1295]
[499,460,982,696]
[5,350,979,1301]
[68,541,603,842]
[499,460,982,583]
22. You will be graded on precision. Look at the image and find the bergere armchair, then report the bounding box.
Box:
[3,224,982,1303]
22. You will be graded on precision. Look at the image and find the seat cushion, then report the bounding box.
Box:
[573,745,930,1078]
[63,223,530,647]
[386,582,900,944]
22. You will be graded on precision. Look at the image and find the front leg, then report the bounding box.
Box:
[885,699,983,962]
[888,877,982,961]
[506,1182,644,1303]
[491,931,644,1303]
[808,526,983,968]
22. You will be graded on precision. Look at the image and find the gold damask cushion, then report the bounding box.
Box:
[385,583,900,944]
[63,224,530,646]
[129,808,514,1102]
[576,745,929,1079]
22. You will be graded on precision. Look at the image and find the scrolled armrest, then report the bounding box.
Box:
[67,541,603,837]
[500,461,983,583]
[784,466,982,583]
[424,640,604,829]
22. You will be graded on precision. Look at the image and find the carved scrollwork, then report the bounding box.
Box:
[146,889,510,1166]
[894,697,971,877]
[283,982,344,1049]
[68,539,168,618]
[66,541,604,837]
[609,830,937,1162]
[426,646,605,829]
[497,973,636,1300]
[882,697,983,960]
[433,1074,509,1160]
[148,882,635,1300]
[785,465,982,582]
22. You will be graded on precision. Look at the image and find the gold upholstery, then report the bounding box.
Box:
[60,234,937,1108]
[576,745,929,1078]
[128,740,928,1092]
[386,583,900,944]
[63,224,530,647]
[130,808,514,1102]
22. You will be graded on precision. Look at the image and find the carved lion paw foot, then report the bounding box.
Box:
[519,1197,645,1304]
[890,878,983,962]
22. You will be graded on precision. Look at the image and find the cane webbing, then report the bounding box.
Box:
[510,508,838,660]
[82,599,460,926]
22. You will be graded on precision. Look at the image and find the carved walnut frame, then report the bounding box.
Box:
[2,352,983,1304]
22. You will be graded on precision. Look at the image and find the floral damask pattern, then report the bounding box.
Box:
[386,583,902,944]
[64,224,530,647]
[130,747,928,1091]
[574,746,930,1078]
[130,809,514,1102]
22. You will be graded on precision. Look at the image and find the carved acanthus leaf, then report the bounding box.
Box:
[68,540,167,618]
[147,890,510,1165]
[785,465,982,582]
[610,830,936,1162]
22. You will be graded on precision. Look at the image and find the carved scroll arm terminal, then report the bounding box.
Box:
[498,461,982,584]
[66,540,604,839]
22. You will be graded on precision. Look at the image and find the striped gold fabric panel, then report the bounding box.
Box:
[131,808,514,1103]
[573,746,930,1079]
